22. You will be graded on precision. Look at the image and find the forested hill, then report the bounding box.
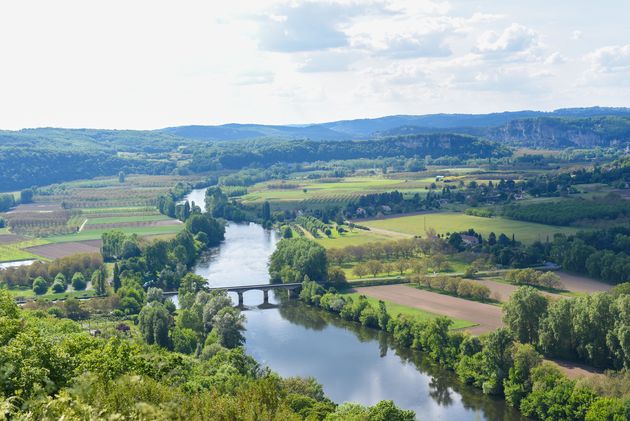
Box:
[486,116,630,148]
[381,115,630,148]
[187,134,506,172]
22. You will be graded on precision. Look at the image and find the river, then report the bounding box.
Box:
[189,217,526,420]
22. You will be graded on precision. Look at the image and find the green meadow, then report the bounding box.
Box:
[362,211,581,243]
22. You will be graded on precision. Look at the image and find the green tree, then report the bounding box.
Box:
[71,272,87,291]
[112,263,121,292]
[282,225,293,238]
[365,260,384,277]
[20,188,34,203]
[92,269,106,295]
[367,400,415,421]
[269,238,328,283]
[585,397,629,421]
[480,328,514,395]
[503,343,542,407]
[101,230,127,261]
[32,276,48,295]
[64,298,88,320]
[352,264,368,279]
[211,307,246,348]
[139,302,171,348]
[503,286,548,344]
[262,201,271,221]
[171,327,198,354]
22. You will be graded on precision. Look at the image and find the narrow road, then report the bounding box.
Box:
[78,218,88,232]
[363,226,414,239]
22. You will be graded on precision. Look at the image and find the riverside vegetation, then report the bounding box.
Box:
[271,236,630,421]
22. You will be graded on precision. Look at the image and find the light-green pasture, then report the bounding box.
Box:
[361,212,581,243]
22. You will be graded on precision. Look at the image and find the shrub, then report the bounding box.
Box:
[471,284,491,301]
[47,306,65,318]
[71,272,87,291]
[32,276,48,295]
[359,306,379,328]
[51,280,67,293]
[445,278,460,293]
[457,281,473,298]
[327,267,347,283]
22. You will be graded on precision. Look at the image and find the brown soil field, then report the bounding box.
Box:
[355,284,503,334]
[555,272,612,294]
[548,359,604,380]
[25,240,102,260]
[474,278,561,302]
[0,234,26,245]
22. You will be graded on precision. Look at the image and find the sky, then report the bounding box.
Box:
[1,0,629,130]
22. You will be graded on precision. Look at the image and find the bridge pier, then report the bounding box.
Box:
[237,291,244,307]
[263,289,269,304]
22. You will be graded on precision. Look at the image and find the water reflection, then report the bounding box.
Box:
[246,302,528,421]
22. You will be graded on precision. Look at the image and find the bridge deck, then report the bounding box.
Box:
[208,283,302,292]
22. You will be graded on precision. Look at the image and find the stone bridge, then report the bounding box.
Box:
[208,283,302,306]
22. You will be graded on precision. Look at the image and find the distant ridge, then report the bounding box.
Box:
[159,107,630,141]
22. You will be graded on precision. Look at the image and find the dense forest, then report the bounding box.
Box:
[0,148,175,191]
[188,134,505,172]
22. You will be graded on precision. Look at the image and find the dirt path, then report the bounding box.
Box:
[547,359,604,380]
[355,284,503,334]
[364,226,414,239]
[555,272,612,293]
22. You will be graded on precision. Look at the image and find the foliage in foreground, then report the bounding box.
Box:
[0,289,415,420]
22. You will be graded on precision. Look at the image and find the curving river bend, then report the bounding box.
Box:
[185,190,526,420]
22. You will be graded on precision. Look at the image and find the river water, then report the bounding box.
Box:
[189,217,526,421]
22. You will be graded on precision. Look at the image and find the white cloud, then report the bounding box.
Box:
[370,32,452,58]
[545,52,567,65]
[586,44,630,73]
[475,23,540,59]
[255,2,379,52]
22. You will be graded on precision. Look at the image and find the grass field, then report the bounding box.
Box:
[0,245,40,262]
[362,211,581,243]
[5,287,97,301]
[84,214,170,225]
[314,229,396,248]
[341,292,475,329]
[46,224,184,243]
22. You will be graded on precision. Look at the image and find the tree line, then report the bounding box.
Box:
[188,134,507,173]
[0,253,103,289]
[504,285,630,370]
